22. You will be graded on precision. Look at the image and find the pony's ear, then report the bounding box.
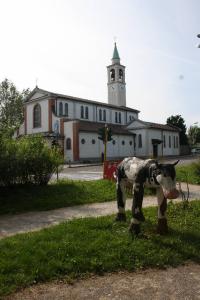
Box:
[173,160,179,166]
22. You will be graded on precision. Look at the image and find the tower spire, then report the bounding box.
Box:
[112,42,120,64]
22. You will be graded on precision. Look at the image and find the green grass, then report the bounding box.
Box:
[176,160,200,185]
[0,180,116,215]
[0,179,154,215]
[0,201,200,297]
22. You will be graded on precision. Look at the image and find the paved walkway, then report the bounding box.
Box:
[0,183,199,239]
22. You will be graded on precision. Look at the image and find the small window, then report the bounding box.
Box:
[122,140,125,145]
[119,112,121,124]
[81,106,84,118]
[99,109,102,121]
[81,138,85,144]
[138,134,142,148]
[115,112,118,123]
[169,136,171,148]
[129,141,133,146]
[112,140,116,145]
[173,136,176,148]
[176,136,179,148]
[163,135,166,148]
[85,107,89,119]
[33,104,41,128]
[65,103,68,116]
[66,138,71,150]
[59,102,63,116]
[103,109,106,121]
[92,139,96,144]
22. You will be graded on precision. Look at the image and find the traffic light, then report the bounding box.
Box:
[107,128,112,142]
[98,126,112,144]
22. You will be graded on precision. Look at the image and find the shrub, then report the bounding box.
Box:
[0,135,63,186]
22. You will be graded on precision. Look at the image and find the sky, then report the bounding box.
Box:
[0,0,200,128]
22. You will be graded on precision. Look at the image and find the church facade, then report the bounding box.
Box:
[18,43,180,162]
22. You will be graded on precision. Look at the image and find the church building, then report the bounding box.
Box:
[18,43,180,162]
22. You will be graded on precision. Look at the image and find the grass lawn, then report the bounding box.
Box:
[176,161,200,185]
[0,200,200,297]
[0,179,154,215]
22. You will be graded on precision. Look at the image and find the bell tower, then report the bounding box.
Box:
[107,43,126,107]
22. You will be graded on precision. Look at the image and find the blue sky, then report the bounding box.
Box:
[0,0,199,128]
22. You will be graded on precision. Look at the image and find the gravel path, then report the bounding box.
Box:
[5,263,200,300]
[0,183,199,239]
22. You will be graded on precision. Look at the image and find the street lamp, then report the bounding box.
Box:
[197,34,200,48]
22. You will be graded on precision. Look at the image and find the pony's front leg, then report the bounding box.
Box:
[129,183,145,235]
[115,180,127,222]
[157,187,168,234]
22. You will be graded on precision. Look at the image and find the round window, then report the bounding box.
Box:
[129,141,133,146]
[92,139,96,144]
[81,138,85,144]
[112,140,116,145]
[122,140,125,145]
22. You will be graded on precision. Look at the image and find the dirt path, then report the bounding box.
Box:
[0,183,199,239]
[5,263,200,300]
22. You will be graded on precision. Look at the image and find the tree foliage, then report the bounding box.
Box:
[188,125,200,146]
[166,115,188,145]
[0,79,29,136]
[0,135,63,186]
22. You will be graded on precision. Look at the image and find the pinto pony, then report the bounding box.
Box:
[115,157,179,235]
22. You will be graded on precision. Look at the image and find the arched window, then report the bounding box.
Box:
[65,103,68,116]
[85,107,89,119]
[119,112,121,123]
[115,112,118,123]
[66,138,71,150]
[169,136,171,148]
[99,109,102,121]
[103,109,106,121]
[110,69,115,81]
[119,69,123,81]
[81,106,84,118]
[59,102,63,116]
[163,135,166,148]
[138,134,142,148]
[33,104,41,128]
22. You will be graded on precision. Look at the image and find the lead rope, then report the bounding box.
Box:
[177,172,190,206]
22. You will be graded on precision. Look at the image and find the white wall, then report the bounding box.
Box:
[163,131,180,156]
[26,99,49,134]
[79,132,135,160]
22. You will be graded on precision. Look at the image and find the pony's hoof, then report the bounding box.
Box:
[115,213,126,222]
[129,223,140,235]
[157,218,168,235]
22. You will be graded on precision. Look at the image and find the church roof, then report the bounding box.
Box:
[25,87,140,113]
[128,119,180,132]
[64,120,134,136]
[112,43,120,60]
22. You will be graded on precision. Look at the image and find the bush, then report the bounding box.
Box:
[0,135,63,186]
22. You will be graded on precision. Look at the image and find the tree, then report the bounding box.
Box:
[166,115,188,145]
[188,125,200,146]
[0,79,30,136]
